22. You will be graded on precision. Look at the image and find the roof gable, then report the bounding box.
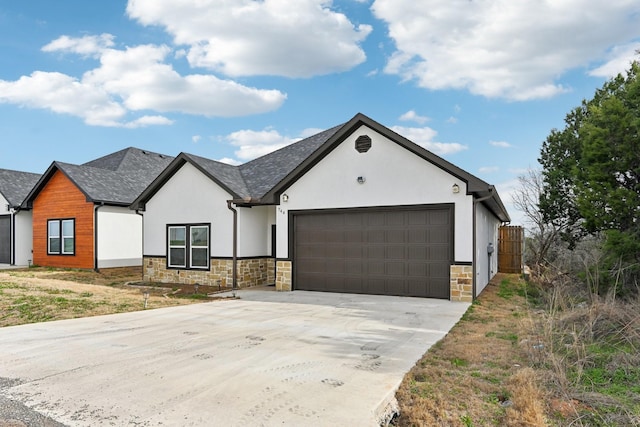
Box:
[24,148,174,207]
[0,168,42,208]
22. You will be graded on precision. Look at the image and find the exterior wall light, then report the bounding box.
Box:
[282,194,289,202]
[357,176,366,184]
[452,183,460,194]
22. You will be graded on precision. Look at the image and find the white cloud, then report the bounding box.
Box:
[479,166,499,174]
[391,125,467,155]
[126,0,372,78]
[490,140,512,148]
[192,135,201,143]
[225,128,301,161]
[446,116,458,124]
[218,157,241,166]
[372,0,640,100]
[0,36,286,127]
[589,42,640,77]
[42,34,115,57]
[399,110,429,124]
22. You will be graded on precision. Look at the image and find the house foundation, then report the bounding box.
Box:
[143,257,275,288]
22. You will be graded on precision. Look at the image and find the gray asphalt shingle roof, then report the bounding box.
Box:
[25,147,174,207]
[238,125,343,199]
[0,169,41,207]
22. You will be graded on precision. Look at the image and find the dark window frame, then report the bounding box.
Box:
[47,218,75,255]
[166,223,211,270]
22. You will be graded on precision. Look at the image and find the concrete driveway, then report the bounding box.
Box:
[0,288,469,426]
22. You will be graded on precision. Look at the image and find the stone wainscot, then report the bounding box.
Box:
[144,257,275,289]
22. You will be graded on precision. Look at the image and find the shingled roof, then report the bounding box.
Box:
[0,169,41,208]
[132,125,343,209]
[24,148,174,208]
[131,113,509,222]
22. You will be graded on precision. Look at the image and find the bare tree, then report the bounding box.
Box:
[512,169,566,272]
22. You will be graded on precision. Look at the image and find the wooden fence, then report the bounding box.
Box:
[498,226,524,273]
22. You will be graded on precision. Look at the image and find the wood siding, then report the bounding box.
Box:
[33,171,94,268]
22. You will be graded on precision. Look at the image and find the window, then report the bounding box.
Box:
[167,224,210,269]
[48,219,75,255]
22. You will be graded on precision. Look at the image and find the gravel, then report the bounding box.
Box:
[0,378,66,427]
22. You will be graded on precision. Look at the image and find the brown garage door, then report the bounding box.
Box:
[293,205,453,298]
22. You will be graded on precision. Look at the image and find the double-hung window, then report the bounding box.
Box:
[167,224,210,269]
[48,219,75,255]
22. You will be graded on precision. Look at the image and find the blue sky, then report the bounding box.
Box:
[1,1,639,224]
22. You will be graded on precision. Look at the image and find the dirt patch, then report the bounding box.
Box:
[0,267,229,328]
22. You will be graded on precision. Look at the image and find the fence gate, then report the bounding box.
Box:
[498,226,524,274]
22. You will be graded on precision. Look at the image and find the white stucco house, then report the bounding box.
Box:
[0,169,41,266]
[132,113,510,301]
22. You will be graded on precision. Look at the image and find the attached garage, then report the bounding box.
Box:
[292,205,453,298]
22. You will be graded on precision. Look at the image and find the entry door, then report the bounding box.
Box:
[0,215,10,264]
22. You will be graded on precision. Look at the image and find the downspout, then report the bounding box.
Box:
[136,209,144,282]
[472,189,495,300]
[94,203,104,272]
[226,200,238,294]
[10,207,16,265]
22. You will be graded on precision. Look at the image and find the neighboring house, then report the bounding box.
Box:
[133,113,510,302]
[0,169,41,266]
[22,148,173,269]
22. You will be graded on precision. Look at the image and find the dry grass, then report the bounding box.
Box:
[0,267,213,327]
[394,274,548,426]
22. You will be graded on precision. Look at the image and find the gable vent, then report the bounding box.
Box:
[355,135,372,153]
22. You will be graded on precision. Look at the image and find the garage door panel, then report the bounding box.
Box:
[345,259,363,274]
[385,261,405,276]
[408,262,427,277]
[408,246,427,260]
[345,246,363,259]
[367,261,385,275]
[325,245,345,258]
[430,246,450,261]
[343,277,363,293]
[345,230,364,243]
[367,230,385,243]
[386,246,405,260]
[294,206,452,299]
[386,229,405,244]
[430,211,450,225]
[367,246,385,259]
[430,228,450,244]
[408,211,428,225]
[408,230,428,244]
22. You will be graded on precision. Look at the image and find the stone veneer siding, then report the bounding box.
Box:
[450,264,473,302]
[275,260,292,291]
[144,257,275,288]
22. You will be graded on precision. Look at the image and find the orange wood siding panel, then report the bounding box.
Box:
[32,171,95,269]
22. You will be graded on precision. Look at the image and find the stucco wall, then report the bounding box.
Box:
[237,205,274,257]
[14,211,33,266]
[0,196,33,266]
[97,206,142,268]
[143,162,273,259]
[143,163,234,257]
[275,124,474,261]
[475,202,500,296]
